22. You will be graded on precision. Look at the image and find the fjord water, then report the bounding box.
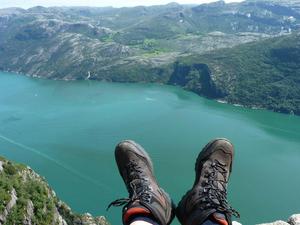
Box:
[0,72,300,225]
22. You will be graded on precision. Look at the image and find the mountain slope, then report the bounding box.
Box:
[1,0,299,80]
[0,156,109,225]
[171,33,300,114]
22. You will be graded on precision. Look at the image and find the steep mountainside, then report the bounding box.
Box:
[170,33,300,114]
[0,156,109,225]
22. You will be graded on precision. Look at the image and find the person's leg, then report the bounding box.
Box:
[130,216,160,225]
[130,222,153,225]
[176,138,240,225]
[130,221,154,225]
[201,220,220,225]
[107,140,175,225]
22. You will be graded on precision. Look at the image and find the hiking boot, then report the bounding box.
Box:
[107,140,175,225]
[176,138,240,225]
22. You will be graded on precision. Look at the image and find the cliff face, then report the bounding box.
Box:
[0,156,109,225]
[168,62,222,98]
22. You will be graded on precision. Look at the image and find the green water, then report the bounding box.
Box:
[0,71,300,225]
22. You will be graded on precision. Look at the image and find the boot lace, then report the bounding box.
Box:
[107,161,152,210]
[199,159,240,218]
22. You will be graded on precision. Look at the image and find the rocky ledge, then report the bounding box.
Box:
[232,214,300,225]
[257,214,300,225]
[0,156,109,225]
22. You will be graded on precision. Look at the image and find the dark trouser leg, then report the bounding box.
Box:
[201,219,220,225]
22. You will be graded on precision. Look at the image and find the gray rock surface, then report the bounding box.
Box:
[288,214,300,225]
[254,214,300,225]
[258,221,289,225]
[23,200,34,225]
[0,188,18,224]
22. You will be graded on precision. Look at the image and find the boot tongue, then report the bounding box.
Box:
[211,212,228,225]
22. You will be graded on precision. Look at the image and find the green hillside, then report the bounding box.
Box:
[0,156,109,225]
[171,33,300,114]
[0,0,300,114]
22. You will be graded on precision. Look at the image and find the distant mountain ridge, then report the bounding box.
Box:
[0,0,300,114]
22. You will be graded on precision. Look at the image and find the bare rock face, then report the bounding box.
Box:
[288,214,300,225]
[257,221,290,225]
[0,188,18,224]
[233,214,300,225]
[53,207,68,225]
[23,200,34,225]
[0,160,3,172]
[80,213,110,225]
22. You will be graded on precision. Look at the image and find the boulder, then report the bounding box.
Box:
[288,214,300,225]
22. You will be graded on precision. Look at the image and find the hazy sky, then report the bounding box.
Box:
[0,0,244,9]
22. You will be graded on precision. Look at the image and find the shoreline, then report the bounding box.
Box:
[0,69,298,117]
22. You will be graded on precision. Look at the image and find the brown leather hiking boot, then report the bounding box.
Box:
[107,140,175,225]
[176,138,240,225]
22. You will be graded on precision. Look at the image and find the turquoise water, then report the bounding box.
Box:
[0,71,300,225]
